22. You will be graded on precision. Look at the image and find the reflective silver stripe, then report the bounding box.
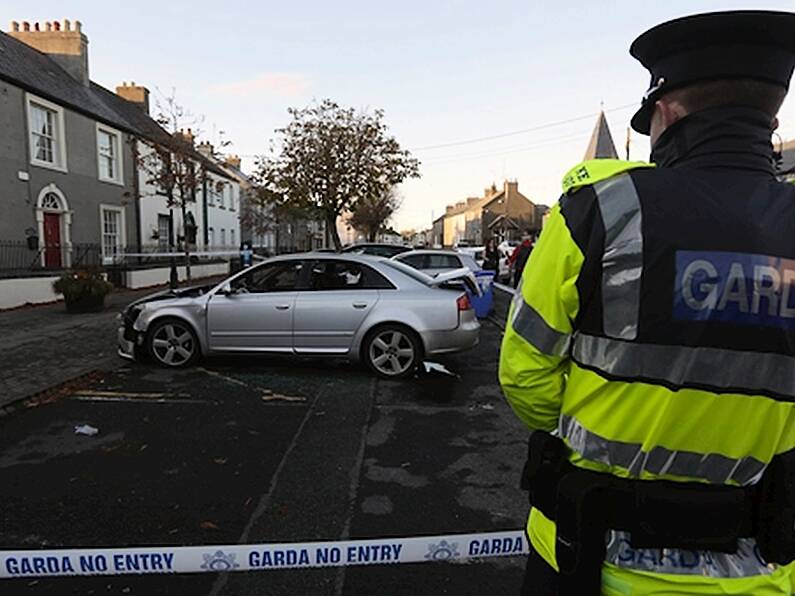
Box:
[594,174,643,340]
[559,415,766,485]
[605,532,771,578]
[573,332,795,400]
[510,293,571,357]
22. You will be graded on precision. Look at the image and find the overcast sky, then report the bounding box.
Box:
[6,1,795,231]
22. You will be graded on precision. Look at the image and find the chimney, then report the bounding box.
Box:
[225,154,241,169]
[197,141,214,158]
[175,128,195,146]
[8,19,89,86]
[116,81,150,114]
[504,180,518,197]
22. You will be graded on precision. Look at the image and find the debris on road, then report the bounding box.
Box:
[423,361,460,378]
[74,424,99,436]
[199,520,219,530]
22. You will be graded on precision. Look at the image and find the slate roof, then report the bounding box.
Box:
[0,30,230,179]
[584,110,619,160]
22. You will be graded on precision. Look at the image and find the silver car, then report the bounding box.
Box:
[392,249,481,277]
[117,253,480,378]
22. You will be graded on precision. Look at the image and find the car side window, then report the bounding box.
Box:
[427,254,460,269]
[309,260,395,290]
[401,254,427,269]
[232,262,302,293]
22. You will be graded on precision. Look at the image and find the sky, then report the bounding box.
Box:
[5,0,795,231]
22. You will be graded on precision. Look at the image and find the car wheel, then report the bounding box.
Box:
[364,325,421,379]
[147,318,200,368]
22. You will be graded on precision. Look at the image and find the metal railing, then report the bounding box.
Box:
[0,240,102,278]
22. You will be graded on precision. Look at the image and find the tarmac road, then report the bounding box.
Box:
[0,301,529,595]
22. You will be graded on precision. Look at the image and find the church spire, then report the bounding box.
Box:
[584,110,619,160]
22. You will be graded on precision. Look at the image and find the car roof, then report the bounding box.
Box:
[394,249,464,257]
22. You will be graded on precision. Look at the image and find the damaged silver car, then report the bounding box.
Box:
[118,253,480,378]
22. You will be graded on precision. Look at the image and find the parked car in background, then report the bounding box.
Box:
[341,243,412,258]
[118,253,479,379]
[392,249,481,277]
[457,246,485,268]
[497,240,519,283]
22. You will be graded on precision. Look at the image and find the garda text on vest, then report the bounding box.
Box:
[675,250,795,327]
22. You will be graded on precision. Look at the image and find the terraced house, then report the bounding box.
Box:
[0,19,237,282]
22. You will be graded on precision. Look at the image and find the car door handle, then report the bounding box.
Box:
[275,305,291,310]
[353,303,368,309]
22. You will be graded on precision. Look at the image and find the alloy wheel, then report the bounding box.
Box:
[151,322,196,367]
[369,329,416,377]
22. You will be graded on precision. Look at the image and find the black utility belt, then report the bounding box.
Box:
[521,432,795,596]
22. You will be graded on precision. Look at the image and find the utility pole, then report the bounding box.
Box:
[625,127,631,160]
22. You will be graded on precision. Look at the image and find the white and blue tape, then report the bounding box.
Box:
[0,530,528,579]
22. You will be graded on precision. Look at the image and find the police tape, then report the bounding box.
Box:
[0,530,528,579]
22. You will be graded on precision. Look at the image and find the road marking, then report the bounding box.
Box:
[197,368,306,403]
[73,396,206,404]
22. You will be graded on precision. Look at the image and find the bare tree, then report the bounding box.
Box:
[257,99,420,251]
[134,93,205,285]
[349,187,402,242]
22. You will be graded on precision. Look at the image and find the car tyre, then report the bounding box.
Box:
[363,324,422,379]
[147,318,200,368]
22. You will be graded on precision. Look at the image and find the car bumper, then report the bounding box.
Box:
[422,318,480,356]
[117,325,137,360]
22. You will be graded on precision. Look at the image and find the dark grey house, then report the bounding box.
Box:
[0,20,145,270]
[0,19,233,276]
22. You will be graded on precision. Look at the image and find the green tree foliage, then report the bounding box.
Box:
[257,99,420,250]
[349,187,402,242]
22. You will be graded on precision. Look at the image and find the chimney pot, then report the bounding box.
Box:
[63,19,70,32]
[45,21,52,31]
[10,21,19,32]
[52,21,60,31]
[131,81,135,86]
[22,21,30,31]
[33,22,40,31]
[74,20,81,32]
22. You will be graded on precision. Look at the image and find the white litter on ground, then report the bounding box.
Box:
[423,362,459,377]
[74,424,99,436]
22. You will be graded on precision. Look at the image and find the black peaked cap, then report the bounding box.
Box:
[629,10,795,134]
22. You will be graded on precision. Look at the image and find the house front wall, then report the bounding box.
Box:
[0,80,136,267]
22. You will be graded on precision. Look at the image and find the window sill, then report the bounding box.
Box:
[30,159,68,174]
[98,176,125,187]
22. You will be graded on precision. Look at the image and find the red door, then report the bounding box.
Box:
[43,213,62,268]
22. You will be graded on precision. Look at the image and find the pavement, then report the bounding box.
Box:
[0,288,528,595]
[0,277,225,411]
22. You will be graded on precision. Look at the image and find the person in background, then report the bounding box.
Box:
[509,234,533,288]
[484,238,499,272]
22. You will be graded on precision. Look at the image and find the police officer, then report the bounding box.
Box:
[500,11,795,596]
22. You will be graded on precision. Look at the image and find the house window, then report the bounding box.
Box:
[97,124,122,184]
[157,214,170,249]
[220,228,226,246]
[27,95,66,171]
[207,182,214,207]
[100,205,125,264]
[230,229,236,246]
[208,227,215,247]
[230,186,236,211]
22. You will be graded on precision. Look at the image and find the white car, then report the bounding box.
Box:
[457,246,486,268]
[392,249,481,278]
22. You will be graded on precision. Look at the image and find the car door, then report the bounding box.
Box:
[293,259,387,354]
[206,260,303,352]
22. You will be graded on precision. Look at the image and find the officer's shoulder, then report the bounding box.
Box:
[561,159,654,195]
